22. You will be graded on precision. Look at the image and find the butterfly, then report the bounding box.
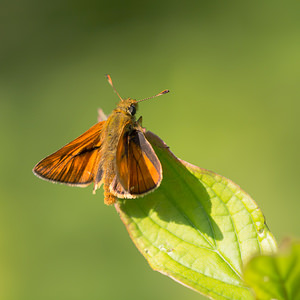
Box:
[33,75,169,205]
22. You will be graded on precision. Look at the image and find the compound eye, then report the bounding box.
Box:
[128,104,136,116]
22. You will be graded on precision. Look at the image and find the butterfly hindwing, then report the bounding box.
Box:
[33,121,104,186]
[114,126,162,197]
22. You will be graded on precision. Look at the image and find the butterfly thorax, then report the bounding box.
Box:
[102,98,138,153]
[95,98,139,203]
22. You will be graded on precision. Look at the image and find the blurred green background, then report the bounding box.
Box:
[1,0,300,299]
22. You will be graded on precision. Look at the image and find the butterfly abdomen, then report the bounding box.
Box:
[99,109,134,204]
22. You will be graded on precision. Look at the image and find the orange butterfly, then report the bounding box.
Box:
[33,75,169,205]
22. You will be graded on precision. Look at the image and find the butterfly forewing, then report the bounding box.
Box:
[115,127,162,196]
[33,121,104,186]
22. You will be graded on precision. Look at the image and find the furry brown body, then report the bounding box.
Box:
[94,99,139,204]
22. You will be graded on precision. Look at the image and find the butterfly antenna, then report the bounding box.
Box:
[137,89,170,103]
[106,74,123,101]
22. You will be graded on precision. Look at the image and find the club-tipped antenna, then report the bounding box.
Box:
[137,89,170,103]
[106,74,123,101]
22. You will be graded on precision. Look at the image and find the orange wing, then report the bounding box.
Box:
[33,121,104,186]
[113,127,162,197]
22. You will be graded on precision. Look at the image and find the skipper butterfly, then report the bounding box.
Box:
[33,75,169,205]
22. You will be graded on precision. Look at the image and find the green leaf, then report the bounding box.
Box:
[244,241,300,300]
[115,132,277,300]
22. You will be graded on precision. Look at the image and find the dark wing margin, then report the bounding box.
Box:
[33,121,104,186]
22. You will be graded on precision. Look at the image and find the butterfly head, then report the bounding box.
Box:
[117,98,138,116]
